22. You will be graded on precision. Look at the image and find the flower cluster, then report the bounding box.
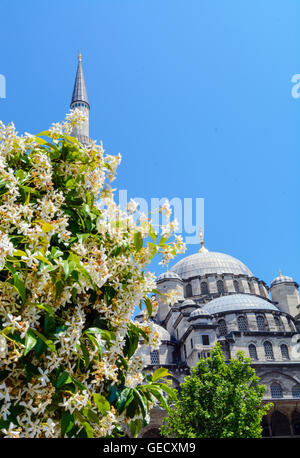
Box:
[0,112,183,438]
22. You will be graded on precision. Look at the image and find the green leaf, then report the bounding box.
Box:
[61,411,74,437]
[12,275,27,303]
[83,421,93,438]
[159,234,169,246]
[134,231,143,251]
[152,367,171,382]
[32,329,56,354]
[129,419,142,438]
[57,371,73,389]
[149,225,157,243]
[30,302,54,317]
[80,342,90,370]
[24,329,38,356]
[145,297,152,317]
[93,393,110,415]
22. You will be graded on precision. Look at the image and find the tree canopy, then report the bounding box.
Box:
[161,344,272,438]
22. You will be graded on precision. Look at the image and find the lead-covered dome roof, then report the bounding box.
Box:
[170,251,253,279]
[203,293,279,315]
[157,271,181,282]
[271,275,294,287]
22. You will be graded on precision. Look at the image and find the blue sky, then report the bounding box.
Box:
[0,0,299,290]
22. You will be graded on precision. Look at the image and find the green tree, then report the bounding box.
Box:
[161,344,272,438]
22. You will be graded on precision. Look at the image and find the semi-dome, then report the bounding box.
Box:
[156,271,182,282]
[170,251,253,279]
[271,275,294,287]
[203,294,279,315]
[181,299,196,306]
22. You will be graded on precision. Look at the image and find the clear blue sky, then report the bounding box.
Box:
[0,0,299,289]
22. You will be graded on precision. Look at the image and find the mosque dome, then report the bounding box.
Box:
[170,251,253,279]
[271,275,295,287]
[203,293,279,315]
[156,271,182,282]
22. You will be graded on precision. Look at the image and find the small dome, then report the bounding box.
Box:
[170,251,253,279]
[181,299,196,306]
[151,322,171,341]
[157,271,182,282]
[203,293,279,315]
[190,308,212,317]
[271,275,294,287]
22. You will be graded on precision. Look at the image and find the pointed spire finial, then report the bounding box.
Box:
[198,227,208,253]
[279,268,283,277]
[78,51,82,62]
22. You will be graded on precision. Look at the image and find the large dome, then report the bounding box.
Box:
[170,251,253,279]
[203,294,278,315]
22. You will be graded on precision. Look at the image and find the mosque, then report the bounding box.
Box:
[69,55,300,438]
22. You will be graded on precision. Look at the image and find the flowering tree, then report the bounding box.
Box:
[0,111,185,437]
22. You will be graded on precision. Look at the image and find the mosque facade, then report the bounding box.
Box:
[69,55,300,438]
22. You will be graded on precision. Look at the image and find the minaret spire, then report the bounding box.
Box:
[70,52,90,144]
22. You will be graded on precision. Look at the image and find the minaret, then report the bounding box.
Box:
[70,52,90,144]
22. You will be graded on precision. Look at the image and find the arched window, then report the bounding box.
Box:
[271,411,291,436]
[200,281,208,295]
[249,344,258,360]
[218,319,227,336]
[264,341,274,360]
[233,280,240,292]
[259,284,266,297]
[271,383,283,398]
[217,280,224,294]
[274,316,282,330]
[292,385,300,399]
[248,281,254,294]
[150,350,160,365]
[257,315,267,331]
[185,284,192,297]
[237,315,248,332]
[281,344,289,360]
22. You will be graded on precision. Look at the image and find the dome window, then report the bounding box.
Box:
[150,350,160,365]
[257,315,268,331]
[217,280,224,294]
[185,284,192,297]
[217,319,227,336]
[270,382,283,398]
[264,341,274,360]
[274,316,283,331]
[292,385,300,399]
[237,315,248,332]
[248,281,254,294]
[233,280,240,292]
[281,344,289,360]
[248,344,258,360]
[200,282,208,295]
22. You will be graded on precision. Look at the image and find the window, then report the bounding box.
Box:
[281,344,289,360]
[257,315,267,331]
[183,344,187,359]
[233,280,240,292]
[248,281,254,294]
[270,383,283,398]
[190,338,193,349]
[249,344,258,360]
[274,316,282,330]
[259,284,266,297]
[237,315,248,332]
[200,282,208,295]
[186,284,192,297]
[218,319,227,336]
[150,350,160,365]
[202,335,210,346]
[264,341,274,360]
[217,280,224,294]
[292,385,300,399]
